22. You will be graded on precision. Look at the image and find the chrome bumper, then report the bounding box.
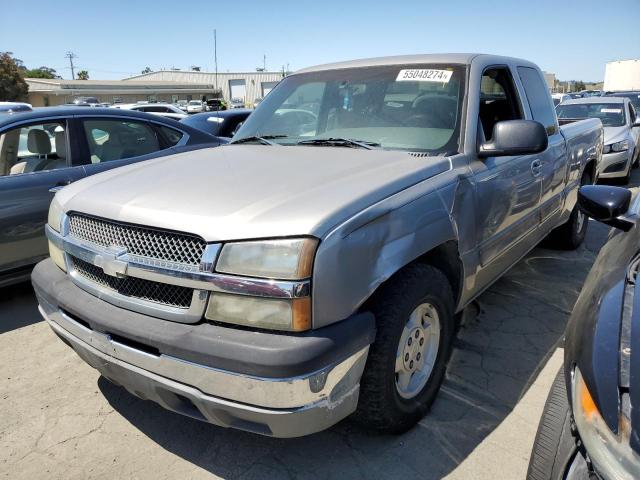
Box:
[39,305,368,437]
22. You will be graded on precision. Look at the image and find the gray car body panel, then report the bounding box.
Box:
[52,54,603,328]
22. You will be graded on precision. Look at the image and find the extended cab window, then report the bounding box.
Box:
[82,119,161,163]
[479,67,523,141]
[0,121,68,176]
[234,64,467,153]
[517,66,558,135]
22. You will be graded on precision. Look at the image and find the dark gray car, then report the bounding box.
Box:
[0,107,223,287]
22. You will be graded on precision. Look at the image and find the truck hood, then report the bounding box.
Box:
[603,125,629,145]
[59,145,450,241]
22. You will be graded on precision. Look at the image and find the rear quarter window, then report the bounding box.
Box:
[517,66,558,135]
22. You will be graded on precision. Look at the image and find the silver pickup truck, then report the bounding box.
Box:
[32,54,603,438]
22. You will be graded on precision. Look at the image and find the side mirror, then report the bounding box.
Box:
[578,185,635,231]
[633,118,640,127]
[479,120,548,157]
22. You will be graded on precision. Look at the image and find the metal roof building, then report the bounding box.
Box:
[25,78,220,106]
[123,70,285,104]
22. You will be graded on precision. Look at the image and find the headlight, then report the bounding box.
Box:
[47,196,66,272]
[48,195,64,232]
[572,368,640,478]
[216,238,318,280]
[205,294,310,331]
[604,140,630,154]
[207,238,317,331]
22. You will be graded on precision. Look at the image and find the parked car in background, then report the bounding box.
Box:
[112,103,187,120]
[72,97,100,106]
[33,54,602,438]
[0,102,32,115]
[176,100,188,112]
[186,100,204,114]
[205,99,227,111]
[180,109,252,138]
[557,97,640,183]
[0,107,224,287]
[229,97,245,109]
[552,93,571,106]
[528,185,640,480]
[605,90,640,112]
[568,93,584,99]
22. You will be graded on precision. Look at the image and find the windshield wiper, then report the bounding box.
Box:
[297,137,380,149]
[230,134,288,146]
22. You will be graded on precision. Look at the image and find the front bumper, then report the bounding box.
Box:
[33,259,374,437]
[598,150,632,179]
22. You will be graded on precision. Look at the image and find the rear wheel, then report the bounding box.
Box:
[545,171,591,250]
[527,368,579,480]
[354,264,455,433]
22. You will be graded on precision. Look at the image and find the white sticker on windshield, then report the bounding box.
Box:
[601,108,622,113]
[396,69,452,83]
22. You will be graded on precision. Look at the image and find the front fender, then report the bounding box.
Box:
[312,174,462,328]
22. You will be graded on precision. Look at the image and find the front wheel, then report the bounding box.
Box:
[353,264,455,433]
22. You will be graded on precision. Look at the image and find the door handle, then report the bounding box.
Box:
[49,180,72,193]
[531,159,543,177]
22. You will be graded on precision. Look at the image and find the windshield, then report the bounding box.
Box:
[556,103,626,127]
[189,101,201,105]
[234,64,466,153]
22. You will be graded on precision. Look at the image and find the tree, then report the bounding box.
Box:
[24,66,60,79]
[141,66,152,74]
[0,52,29,101]
[77,70,89,80]
[574,81,586,92]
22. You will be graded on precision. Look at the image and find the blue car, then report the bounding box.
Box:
[0,107,224,287]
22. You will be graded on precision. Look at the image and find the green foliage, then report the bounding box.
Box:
[0,51,29,101]
[141,66,152,74]
[24,66,60,79]
[574,81,586,91]
[77,70,89,80]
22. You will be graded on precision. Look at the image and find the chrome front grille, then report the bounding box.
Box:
[68,214,206,266]
[71,257,194,309]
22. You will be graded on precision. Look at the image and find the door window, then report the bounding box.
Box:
[82,119,161,163]
[157,125,184,146]
[517,66,558,135]
[479,67,523,141]
[0,121,68,176]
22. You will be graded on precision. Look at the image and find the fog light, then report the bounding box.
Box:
[205,293,311,331]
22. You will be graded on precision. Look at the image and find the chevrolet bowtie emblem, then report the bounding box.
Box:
[94,246,128,278]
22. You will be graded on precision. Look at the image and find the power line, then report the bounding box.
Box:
[65,51,77,80]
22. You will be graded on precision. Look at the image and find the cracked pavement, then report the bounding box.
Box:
[0,174,631,479]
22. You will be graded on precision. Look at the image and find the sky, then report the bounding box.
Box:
[3,0,639,82]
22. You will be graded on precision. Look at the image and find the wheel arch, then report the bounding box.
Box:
[362,239,464,313]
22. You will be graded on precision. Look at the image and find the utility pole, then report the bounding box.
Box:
[65,51,77,80]
[263,54,266,71]
[213,30,218,94]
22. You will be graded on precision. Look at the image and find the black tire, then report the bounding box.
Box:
[527,368,578,480]
[353,263,455,433]
[546,171,591,250]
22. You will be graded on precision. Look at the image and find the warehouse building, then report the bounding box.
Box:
[604,59,640,91]
[25,78,221,106]
[25,70,285,107]
[123,70,285,104]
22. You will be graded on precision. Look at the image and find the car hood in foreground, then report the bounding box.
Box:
[58,145,450,241]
